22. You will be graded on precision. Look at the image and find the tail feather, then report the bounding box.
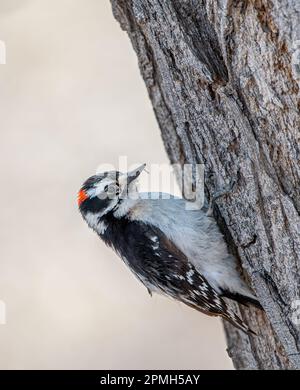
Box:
[185,294,258,335]
[223,310,257,336]
[221,290,263,310]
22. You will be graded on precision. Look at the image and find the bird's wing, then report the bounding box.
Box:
[122,221,255,335]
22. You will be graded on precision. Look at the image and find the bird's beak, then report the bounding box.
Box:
[119,163,146,187]
[126,163,146,185]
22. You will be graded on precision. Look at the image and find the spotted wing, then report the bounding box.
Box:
[117,221,255,335]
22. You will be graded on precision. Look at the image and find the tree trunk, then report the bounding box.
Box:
[110,0,300,369]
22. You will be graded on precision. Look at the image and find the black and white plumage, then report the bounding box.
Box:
[78,164,261,335]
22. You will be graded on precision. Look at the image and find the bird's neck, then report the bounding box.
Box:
[114,200,135,218]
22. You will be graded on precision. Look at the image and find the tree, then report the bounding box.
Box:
[110,0,300,369]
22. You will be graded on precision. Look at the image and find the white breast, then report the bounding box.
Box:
[120,194,242,294]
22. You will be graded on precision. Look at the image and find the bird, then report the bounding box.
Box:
[78,164,262,335]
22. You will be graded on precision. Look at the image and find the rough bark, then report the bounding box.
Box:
[110,0,300,369]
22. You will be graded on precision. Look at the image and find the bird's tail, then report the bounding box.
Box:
[185,297,257,335]
[222,309,257,335]
[221,290,263,310]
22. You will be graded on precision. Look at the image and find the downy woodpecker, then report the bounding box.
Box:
[78,164,261,334]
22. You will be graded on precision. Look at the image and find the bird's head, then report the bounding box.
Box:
[78,164,146,219]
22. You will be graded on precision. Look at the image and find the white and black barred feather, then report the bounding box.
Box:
[98,213,256,335]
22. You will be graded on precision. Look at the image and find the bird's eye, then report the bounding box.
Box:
[104,184,119,196]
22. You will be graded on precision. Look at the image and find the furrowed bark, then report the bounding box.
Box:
[110,0,300,369]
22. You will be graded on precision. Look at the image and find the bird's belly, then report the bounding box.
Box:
[161,225,230,292]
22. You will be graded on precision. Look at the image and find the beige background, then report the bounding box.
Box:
[0,0,232,369]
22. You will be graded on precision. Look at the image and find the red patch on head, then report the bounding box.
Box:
[77,189,89,206]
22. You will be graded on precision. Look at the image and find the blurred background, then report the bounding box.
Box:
[0,0,232,369]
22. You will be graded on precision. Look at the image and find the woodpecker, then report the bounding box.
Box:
[78,164,261,335]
